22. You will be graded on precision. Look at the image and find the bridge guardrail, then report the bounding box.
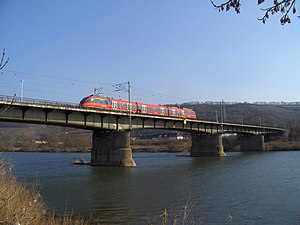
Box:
[0,95,79,108]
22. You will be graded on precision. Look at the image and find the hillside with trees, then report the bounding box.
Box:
[181,101,300,128]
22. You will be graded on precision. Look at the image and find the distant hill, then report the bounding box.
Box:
[180,102,300,128]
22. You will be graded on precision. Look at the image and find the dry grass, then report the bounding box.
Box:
[145,197,200,225]
[265,140,300,151]
[0,159,88,225]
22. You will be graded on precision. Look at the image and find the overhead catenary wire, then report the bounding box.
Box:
[1,69,199,104]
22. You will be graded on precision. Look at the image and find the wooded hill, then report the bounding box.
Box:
[180,102,300,128]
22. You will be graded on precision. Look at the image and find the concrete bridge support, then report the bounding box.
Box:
[91,130,136,167]
[191,134,226,157]
[239,135,265,152]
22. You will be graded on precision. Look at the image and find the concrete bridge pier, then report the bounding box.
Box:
[191,134,226,157]
[91,130,136,167]
[239,135,265,152]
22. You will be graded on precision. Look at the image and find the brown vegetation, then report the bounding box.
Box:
[265,124,300,151]
[0,159,88,225]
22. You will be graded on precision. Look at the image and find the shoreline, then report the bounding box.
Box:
[1,139,300,153]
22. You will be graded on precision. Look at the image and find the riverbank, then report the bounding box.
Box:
[1,138,300,153]
[0,158,88,225]
[265,140,300,151]
[132,138,300,153]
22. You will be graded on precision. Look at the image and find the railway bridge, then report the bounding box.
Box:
[0,95,285,167]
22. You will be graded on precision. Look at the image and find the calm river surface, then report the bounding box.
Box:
[2,151,300,224]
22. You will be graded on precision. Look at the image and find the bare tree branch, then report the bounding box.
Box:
[0,48,9,70]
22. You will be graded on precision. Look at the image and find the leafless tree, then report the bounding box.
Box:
[211,0,298,25]
[0,48,9,70]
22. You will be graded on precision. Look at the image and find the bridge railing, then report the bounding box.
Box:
[0,95,79,108]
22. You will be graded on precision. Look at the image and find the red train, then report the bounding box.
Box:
[79,95,196,119]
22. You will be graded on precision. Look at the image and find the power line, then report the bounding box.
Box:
[131,86,196,103]
[3,69,112,86]
[2,69,198,104]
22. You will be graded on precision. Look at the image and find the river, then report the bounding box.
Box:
[2,151,300,224]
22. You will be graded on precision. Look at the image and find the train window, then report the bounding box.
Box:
[127,103,133,111]
[112,101,117,110]
[86,98,95,103]
[105,100,112,105]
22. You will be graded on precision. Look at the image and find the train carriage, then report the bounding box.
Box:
[79,95,196,119]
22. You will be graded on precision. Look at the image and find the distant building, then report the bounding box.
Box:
[35,140,48,145]
[135,132,186,140]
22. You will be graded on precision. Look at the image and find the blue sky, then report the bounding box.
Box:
[0,0,299,104]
